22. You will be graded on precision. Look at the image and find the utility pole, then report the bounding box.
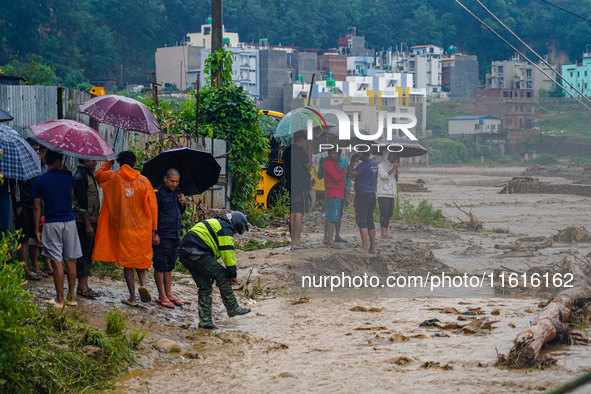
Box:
[211,0,223,87]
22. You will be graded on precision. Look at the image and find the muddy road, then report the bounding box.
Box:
[25,165,591,393]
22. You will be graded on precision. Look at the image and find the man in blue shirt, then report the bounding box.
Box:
[348,152,378,254]
[152,168,186,309]
[32,150,82,307]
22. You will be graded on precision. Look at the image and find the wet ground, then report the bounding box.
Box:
[24,165,591,393]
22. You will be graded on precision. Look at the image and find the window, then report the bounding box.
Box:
[578,71,580,77]
[409,61,415,71]
[498,66,504,76]
[204,27,211,35]
[571,72,574,77]
[586,71,588,77]
[526,81,532,89]
[498,78,504,88]
[526,69,532,80]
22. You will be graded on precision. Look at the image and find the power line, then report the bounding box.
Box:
[540,0,591,24]
[472,0,591,108]
[454,0,591,112]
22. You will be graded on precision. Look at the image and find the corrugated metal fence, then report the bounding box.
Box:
[0,85,229,208]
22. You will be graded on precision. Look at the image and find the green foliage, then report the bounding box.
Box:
[0,231,37,386]
[0,231,145,392]
[267,186,290,224]
[197,49,269,211]
[531,153,559,165]
[91,261,124,281]
[391,196,447,227]
[235,239,291,251]
[203,47,235,85]
[0,54,55,85]
[105,307,128,336]
[246,206,269,228]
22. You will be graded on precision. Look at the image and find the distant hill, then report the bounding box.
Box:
[1,0,588,86]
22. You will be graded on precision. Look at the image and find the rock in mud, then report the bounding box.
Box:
[153,338,181,353]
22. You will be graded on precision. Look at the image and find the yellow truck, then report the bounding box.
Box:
[256,110,324,209]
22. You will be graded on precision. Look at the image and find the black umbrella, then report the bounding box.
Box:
[0,108,14,123]
[141,147,221,195]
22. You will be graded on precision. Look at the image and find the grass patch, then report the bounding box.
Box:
[91,261,125,281]
[236,239,291,251]
[491,227,511,234]
[3,303,146,393]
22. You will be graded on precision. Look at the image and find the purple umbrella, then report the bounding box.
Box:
[28,119,116,160]
[78,94,160,135]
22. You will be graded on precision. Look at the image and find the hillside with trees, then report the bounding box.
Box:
[1,0,590,86]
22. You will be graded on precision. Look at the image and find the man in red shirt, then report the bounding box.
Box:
[323,148,347,247]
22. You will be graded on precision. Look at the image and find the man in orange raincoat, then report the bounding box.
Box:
[92,151,158,306]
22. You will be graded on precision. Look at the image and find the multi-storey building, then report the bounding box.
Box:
[562,51,591,97]
[486,55,555,97]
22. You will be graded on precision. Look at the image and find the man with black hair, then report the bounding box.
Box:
[177,212,251,329]
[72,158,100,298]
[285,130,311,250]
[348,151,378,254]
[32,150,82,307]
[152,168,186,308]
[92,151,158,307]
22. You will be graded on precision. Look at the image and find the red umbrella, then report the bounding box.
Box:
[28,119,116,160]
[78,94,160,135]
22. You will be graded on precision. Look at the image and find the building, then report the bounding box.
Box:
[441,54,479,98]
[155,45,202,91]
[561,51,591,97]
[287,52,317,85]
[447,115,503,142]
[284,71,427,138]
[475,88,536,134]
[186,18,239,49]
[318,53,347,81]
[198,47,260,99]
[258,49,290,112]
[486,55,556,97]
[379,45,444,98]
[337,27,375,58]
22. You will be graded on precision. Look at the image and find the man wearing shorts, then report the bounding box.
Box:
[323,149,347,247]
[33,150,82,307]
[348,152,378,254]
[152,168,186,309]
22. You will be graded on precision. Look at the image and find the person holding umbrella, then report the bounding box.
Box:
[32,150,83,307]
[377,151,400,239]
[92,151,158,307]
[152,168,186,309]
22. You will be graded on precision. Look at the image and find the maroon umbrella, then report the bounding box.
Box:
[78,94,160,135]
[28,119,116,160]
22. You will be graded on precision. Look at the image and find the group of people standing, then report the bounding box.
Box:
[4,142,250,329]
[286,130,400,252]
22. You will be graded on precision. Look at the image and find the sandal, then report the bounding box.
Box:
[138,286,152,303]
[77,288,100,299]
[169,298,184,307]
[121,299,139,307]
[26,272,43,281]
[156,299,175,309]
[335,237,349,243]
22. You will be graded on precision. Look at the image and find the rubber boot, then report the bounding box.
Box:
[219,282,251,317]
[198,294,218,329]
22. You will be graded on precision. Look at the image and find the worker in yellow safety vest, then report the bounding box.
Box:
[177,211,251,329]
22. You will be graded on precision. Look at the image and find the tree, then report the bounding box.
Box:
[1,55,55,85]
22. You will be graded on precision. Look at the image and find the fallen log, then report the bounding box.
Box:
[507,255,591,368]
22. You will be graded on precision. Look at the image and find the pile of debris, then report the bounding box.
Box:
[553,226,591,243]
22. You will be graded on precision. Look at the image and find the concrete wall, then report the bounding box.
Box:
[450,55,479,98]
[259,50,289,112]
